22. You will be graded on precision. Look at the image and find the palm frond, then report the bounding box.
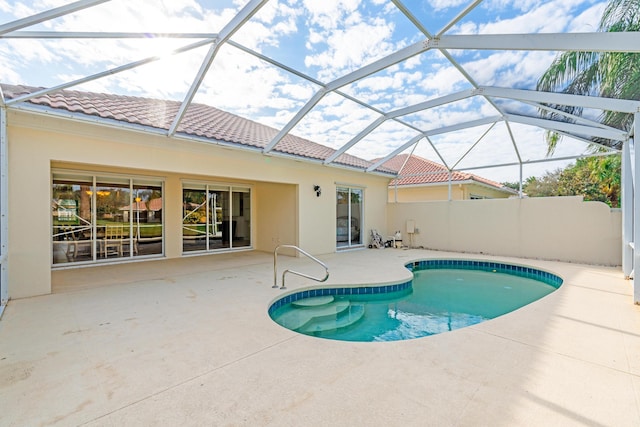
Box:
[601,0,640,29]
[536,51,599,93]
[537,0,640,155]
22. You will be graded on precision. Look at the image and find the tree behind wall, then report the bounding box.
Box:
[559,156,621,207]
[506,156,621,207]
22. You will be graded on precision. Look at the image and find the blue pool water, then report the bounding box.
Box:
[269,259,562,342]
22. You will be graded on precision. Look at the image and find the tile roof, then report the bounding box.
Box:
[1,84,393,174]
[378,154,515,193]
[120,199,162,212]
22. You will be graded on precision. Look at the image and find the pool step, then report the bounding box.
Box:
[298,304,365,334]
[291,295,334,308]
[277,300,350,331]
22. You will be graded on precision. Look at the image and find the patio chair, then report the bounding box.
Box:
[102,225,124,258]
[64,227,92,262]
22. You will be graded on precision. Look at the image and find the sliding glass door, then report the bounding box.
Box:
[182,187,208,252]
[52,174,95,264]
[183,183,251,253]
[336,186,363,248]
[132,180,163,256]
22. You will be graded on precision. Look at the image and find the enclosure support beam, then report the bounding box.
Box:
[519,163,524,199]
[622,139,633,279]
[0,104,8,316]
[265,38,432,153]
[634,113,640,304]
[168,0,269,137]
[0,0,110,35]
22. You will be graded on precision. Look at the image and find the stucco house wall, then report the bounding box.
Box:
[388,182,514,202]
[4,109,624,300]
[389,185,462,202]
[462,183,515,199]
[7,109,390,298]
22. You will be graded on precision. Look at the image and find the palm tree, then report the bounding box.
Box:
[536,0,640,153]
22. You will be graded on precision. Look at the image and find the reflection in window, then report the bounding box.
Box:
[95,178,130,259]
[183,184,251,253]
[132,182,163,256]
[183,188,207,252]
[52,176,94,263]
[52,172,164,266]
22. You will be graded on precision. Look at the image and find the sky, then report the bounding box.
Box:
[0,0,614,183]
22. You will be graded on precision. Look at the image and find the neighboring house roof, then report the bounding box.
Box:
[1,84,394,175]
[378,154,517,194]
[120,198,162,212]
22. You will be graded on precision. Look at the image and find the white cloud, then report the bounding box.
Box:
[0,53,21,84]
[302,0,361,30]
[353,70,423,95]
[236,1,302,49]
[279,82,316,102]
[459,50,558,88]
[428,0,469,12]
[402,54,422,70]
[569,3,606,32]
[304,18,396,80]
[197,50,295,112]
[470,0,597,34]
[2,1,36,19]
[0,0,615,184]
[417,64,469,95]
[349,120,420,158]
[50,0,218,33]
[5,38,58,64]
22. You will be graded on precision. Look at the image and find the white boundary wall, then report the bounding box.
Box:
[387,196,621,266]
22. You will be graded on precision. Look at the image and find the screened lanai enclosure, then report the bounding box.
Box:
[0,0,639,307]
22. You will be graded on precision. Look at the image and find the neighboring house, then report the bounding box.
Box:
[379,154,518,202]
[1,84,394,299]
[120,198,163,223]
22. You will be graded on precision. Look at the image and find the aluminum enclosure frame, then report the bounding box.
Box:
[0,1,639,304]
[0,95,7,316]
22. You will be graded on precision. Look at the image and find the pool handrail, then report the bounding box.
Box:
[273,244,329,289]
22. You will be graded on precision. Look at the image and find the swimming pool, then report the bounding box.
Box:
[268,259,563,342]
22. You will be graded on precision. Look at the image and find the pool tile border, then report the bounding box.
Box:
[406,259,563,288]
[269,259,563,316]
[268,281,412,315]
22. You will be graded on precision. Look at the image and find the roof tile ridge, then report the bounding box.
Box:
[3,83,387,171]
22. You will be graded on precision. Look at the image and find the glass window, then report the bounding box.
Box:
[52,171,164,266]
[182,187,208,252]
[208,188,229,250]
[183,183,252,253]
[232,188,251,248]
[52,175,94,264]
[95,177,130,260]
[133,181,163,256]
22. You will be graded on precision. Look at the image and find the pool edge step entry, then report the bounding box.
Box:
[276,300,350,331]
[298,304,365,334]
[291,295,335,308]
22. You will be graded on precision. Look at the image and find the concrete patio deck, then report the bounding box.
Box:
[1,249,639,426]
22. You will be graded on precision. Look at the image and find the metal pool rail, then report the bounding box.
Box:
[273,245,329,290]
